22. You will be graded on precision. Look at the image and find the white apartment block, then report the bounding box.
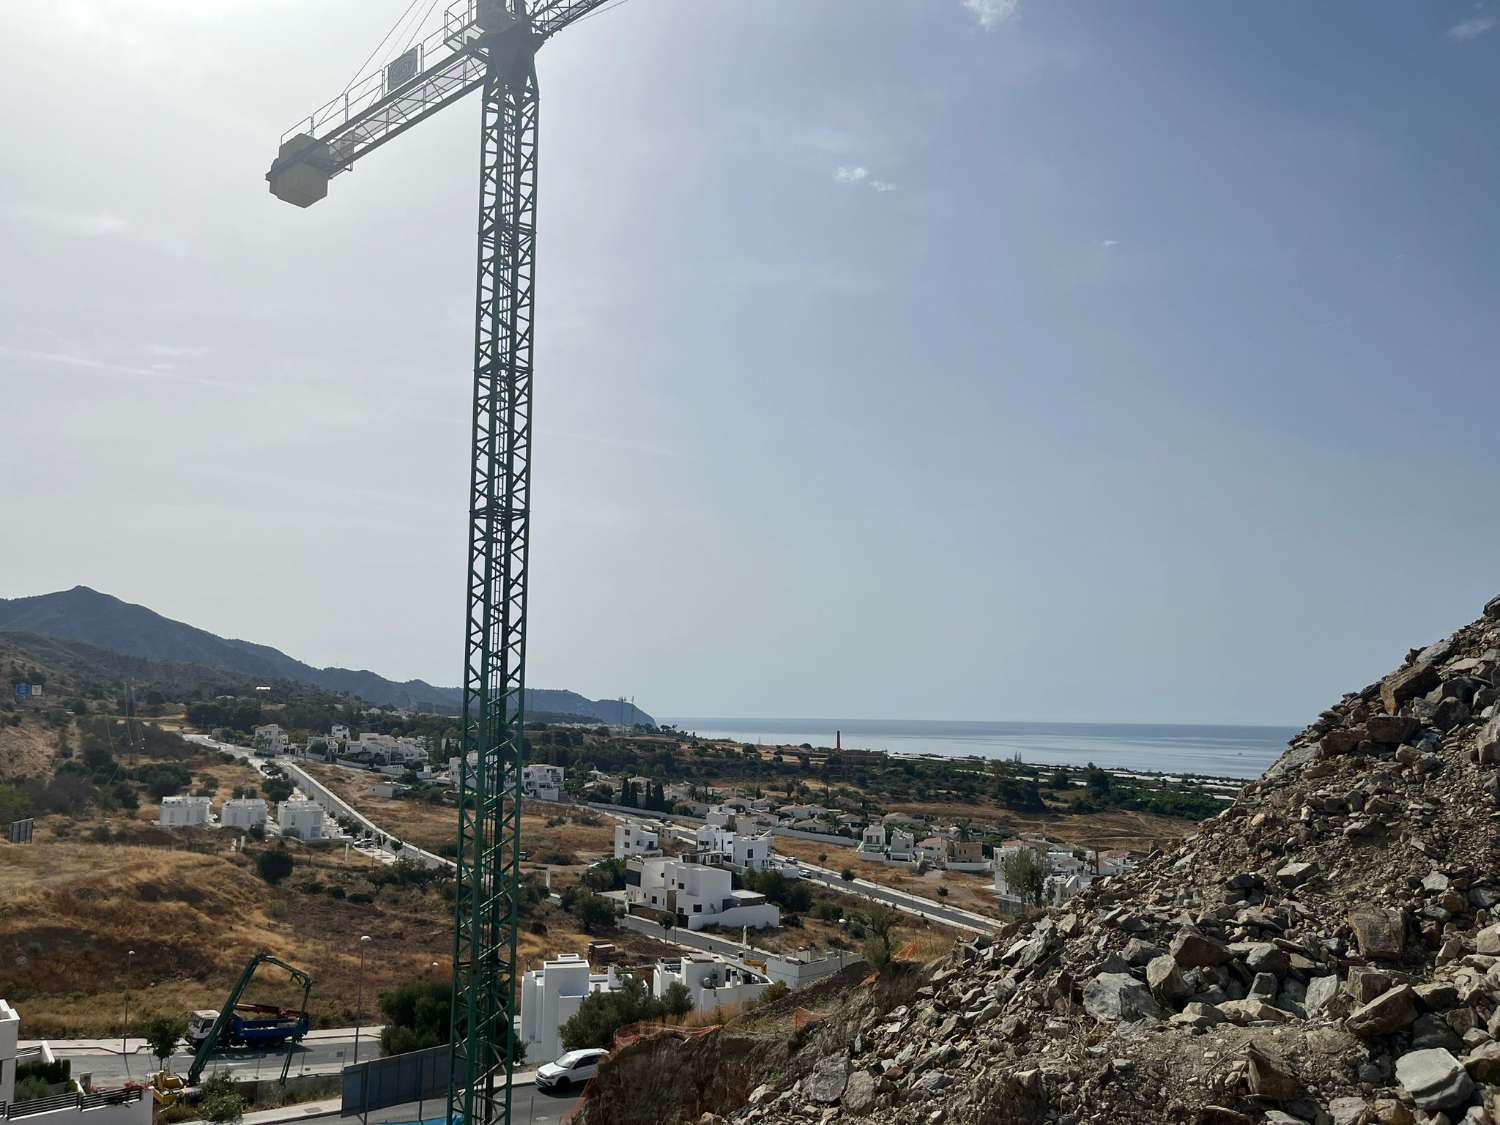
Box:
[158,795,211,828]
[626,857,779,932]
[522,764,565,801]
[652,955,767,1011]
[253,724,289,756]
[613,821,661,859]
[220,798,268,830]
[704,804,735,827]
[277,799,326,841]
[519,954,625,1065]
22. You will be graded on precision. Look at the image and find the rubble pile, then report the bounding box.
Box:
[582,598,1500,1125]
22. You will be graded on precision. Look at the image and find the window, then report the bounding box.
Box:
[693,904,701,912]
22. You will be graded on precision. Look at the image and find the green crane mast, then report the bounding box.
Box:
[186,953,312,1087]
[265,2,624,1122]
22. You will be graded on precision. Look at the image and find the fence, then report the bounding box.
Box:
[1,1089,142,1120]
[341,1044,448,1121]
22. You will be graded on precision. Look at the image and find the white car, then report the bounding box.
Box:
[534,1048,608,1091]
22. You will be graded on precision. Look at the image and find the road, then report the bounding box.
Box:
[795,864,997,933]
[41,1033,381,1084]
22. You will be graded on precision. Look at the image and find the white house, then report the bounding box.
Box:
[330,725,351,745]
[158,796,211,828]
[652,955,767,1011]
[856,823,886,857]
[1,998,16,1105]
[613,821,661,860]
[519,954,626,1065]
[763,948,861,990]
[220,798,268,830]
[522,764,565,801]
[693,826,773,872]
[704,804,735,828]
[278,799,327,841]
[887,828,916,862]
[626,857,779,932]
[253,724,289,756]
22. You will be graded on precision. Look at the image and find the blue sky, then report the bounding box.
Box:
[2,1,1497,724]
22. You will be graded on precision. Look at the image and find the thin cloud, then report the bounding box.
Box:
[869,180,897,193]
[0,345,235,389]
[963,0,1020,30]
[834,166,869,184]
[1101,239,1119,249]
[1447,15,1496,40]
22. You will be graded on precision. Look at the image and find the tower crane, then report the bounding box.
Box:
[266,2,625,1122]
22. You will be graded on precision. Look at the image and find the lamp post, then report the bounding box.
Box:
[122,950,135,1075]
[352,935,372,1064]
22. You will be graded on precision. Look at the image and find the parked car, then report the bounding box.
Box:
[533,1048,608,1091]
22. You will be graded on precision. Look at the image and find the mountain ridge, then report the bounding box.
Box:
[0,586,654,723]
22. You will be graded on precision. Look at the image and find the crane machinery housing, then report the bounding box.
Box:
[266,2,628,1123]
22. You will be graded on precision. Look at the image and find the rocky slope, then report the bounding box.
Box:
[579,599,1500,1125]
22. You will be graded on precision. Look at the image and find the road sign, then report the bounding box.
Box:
[7,819,34,844]
[30,685,42,698]
[14,683,30,699]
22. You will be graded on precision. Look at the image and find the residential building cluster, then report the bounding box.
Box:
[992,833,1136,912]
[624,855,780,932]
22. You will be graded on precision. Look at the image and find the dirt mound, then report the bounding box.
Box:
[575,598,1500,1125]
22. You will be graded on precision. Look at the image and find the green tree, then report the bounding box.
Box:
[572,892,617,933]
[1084,763,1112,798]
[999,847,1048,906]
[198,1073,246,1125]
[378,979,450,1055]
[137,1013,188,1072]
[859,904,902,972]
[255,847,295,885]
[659,981,692,1019]
[559,977,665,1052]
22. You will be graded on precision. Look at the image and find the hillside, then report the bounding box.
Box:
[577,597,1500,1125]
[0,586,655,723]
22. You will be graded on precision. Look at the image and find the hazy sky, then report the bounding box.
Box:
[3,1,1499,725]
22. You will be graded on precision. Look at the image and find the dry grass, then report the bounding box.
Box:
[0,828,453,1038]
[0,717,64,780]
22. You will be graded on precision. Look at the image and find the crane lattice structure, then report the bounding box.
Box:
[266,3,622,1122]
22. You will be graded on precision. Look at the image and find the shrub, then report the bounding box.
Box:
[198,1073,246,1125]
[841,868,855,882]
[755,981,789,1007]
[378,980,450,1055]
[255,848,295,885]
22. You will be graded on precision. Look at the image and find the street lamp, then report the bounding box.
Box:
[352,935,372,1064]
[122,950,135,1075]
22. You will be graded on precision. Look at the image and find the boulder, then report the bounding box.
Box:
[1381,661,1439,715]
[1475,923,1500,955]
[1365,713,1420,745]
[1246,1044,1303,1101]
[1348,908,1405,961]
[1346,985,1418,1038]
[1146,955,1192,1005]
[1305,975,1340,1014]
[842,1070,878,1113]
[1083,973,1165,1022]
[1394,1048,1474,1111]
[1462,1041,1500,1084]
[1171,931,1232,968]
[1276,860,1318,887]
[1328,1097,1369,1125]
[805,1055,848,1104]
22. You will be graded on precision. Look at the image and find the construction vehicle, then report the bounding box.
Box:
[186,953,312,1087]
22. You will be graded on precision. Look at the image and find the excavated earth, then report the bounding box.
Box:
[576,598,1500,1125]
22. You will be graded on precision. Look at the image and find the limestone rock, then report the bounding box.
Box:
[1083,973,1165,1022]
[1348,908,1405,961]
[1394,1048,1475,1111]
[1346,985,1418,1038]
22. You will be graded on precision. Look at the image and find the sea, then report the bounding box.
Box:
[659,718,1298,781]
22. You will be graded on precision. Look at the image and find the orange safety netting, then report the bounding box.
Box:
[791,1007,827,1031]
[611,1021,721,1052]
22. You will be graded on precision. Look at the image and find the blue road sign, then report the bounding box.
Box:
[14,683,30,699]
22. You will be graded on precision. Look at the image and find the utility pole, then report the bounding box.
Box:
[352,935,372,1064]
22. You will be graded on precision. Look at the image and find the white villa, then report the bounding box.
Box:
[158,795,211,828]
[253,724,289,756]
[626,857,780,932]
[652,955,767,1011]
[277,799,327,841]
[519,954,626,1065]
[691,825,773,871]
[0,999,150,1125]
[613,820,661,860]
[220,798,268,830]
[522,764,565,801]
